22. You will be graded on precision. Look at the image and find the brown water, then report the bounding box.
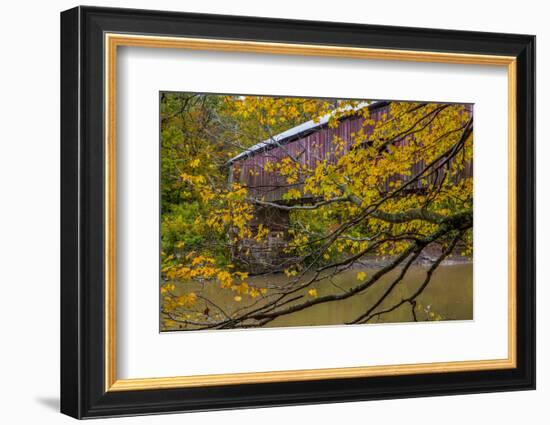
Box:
[162,263,472,331]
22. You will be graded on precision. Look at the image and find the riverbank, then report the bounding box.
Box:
[354,253,472,269]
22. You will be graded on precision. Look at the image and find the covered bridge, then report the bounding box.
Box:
[226,101,472,272]
[228,101,390,204]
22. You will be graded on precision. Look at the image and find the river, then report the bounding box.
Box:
[162,263,473,330]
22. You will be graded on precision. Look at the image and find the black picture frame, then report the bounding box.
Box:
[61,5,535,419]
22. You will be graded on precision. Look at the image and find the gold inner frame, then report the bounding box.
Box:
[104,33,517,392]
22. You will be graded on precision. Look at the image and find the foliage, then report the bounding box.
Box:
[159,93,473,330]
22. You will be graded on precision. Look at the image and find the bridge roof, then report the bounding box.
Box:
[227,100,388,164]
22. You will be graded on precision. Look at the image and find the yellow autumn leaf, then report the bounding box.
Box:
[356,271,367,281]
[235,271,249,280]
[308,289,318,297]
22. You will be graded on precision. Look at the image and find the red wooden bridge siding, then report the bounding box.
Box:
[229,103,472,204]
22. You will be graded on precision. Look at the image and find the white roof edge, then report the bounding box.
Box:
[227,101,381,164]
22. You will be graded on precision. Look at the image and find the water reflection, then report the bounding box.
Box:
[163,263,472,330]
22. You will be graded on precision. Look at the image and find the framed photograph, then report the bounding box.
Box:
[60,6,535,419]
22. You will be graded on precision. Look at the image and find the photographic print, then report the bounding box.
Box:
[61,9,535,417]
[160,93,474,331]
